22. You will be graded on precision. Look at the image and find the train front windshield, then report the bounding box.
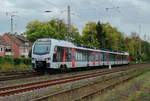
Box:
[33,41,51,55]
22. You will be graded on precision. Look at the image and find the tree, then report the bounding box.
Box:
[96,21,106,49]
[82,22,99,48]
[102,23,125,51]
[25,18,81,43]
[25,18,150,62]
[125,32,141,61]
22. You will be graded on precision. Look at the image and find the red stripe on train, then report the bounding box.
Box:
[72,48,76,67]
[98,53,100,65]
[62,48,66,62]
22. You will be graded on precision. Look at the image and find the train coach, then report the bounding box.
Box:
[31,38,129,72]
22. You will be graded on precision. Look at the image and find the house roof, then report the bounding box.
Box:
[0,36,9,46]
[4,34,32,47]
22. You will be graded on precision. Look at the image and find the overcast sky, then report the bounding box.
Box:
[0,0,150,40]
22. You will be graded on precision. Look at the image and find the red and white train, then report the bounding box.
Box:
[31,38,129,71]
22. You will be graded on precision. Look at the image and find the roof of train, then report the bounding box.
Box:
[36,38,129,56]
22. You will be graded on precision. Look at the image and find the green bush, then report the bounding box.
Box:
[0,56,32,72]
[0,56,12,64]
[0,56,31,65]
[21,58,31,65]
[13,58,21,65]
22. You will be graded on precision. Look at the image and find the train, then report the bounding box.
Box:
[31,38,129,72]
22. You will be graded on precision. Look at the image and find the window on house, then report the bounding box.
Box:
[0,48,3,52]
[23,47,26,53]
[25,42,29,46]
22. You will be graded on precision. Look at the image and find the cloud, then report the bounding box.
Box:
[0,0,149,39]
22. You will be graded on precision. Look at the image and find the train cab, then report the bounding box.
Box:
[32,39,51,71]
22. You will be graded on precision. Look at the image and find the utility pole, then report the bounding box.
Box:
[6,11,17,34]
[139,25,141,62]
[10,15,15,34]
[67,5,71,41]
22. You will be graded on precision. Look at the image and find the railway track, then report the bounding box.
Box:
[0,64,146,97]
[0,64,144,82]
[0,70,33,76]
[30,66,149,101]
[0,70,38,81]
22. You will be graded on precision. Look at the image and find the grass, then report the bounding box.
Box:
[92,67,150,101]
[0,62,32,72]
[129,61,150,65]
[127,70,150,101]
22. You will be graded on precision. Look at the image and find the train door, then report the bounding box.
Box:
[101,52,104,66]
[92,52,96,66]
[98,53,101,66]
[71,48,76,67]
[106,53,109,65]
[87,51,90,67]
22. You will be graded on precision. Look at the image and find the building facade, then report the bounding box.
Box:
[2,34,32,58]
[0,36,13,56]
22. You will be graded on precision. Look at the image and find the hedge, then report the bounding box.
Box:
[0,56,31,65]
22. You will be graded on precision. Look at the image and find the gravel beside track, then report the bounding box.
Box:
[0,70,38,81]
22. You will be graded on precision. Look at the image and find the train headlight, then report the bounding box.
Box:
[45,58,50,62]
[32,58,36,62]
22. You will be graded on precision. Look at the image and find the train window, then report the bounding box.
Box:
[87,52,90,61]
[103,54,105,61]
[115,55,118,61]
[82,51,87,61]
[79,51,82,61]
[53,53,57,62]
[76,50,78,61]
[109,54,115,61]
[95,54,99,61]
[80,52,82,61]
[85,51,88,61]
[100,53,104,61]
[91,53,95,61]
[109,54,112,61]
[108,54,110,61]
[118,55,121,61]
[33,41,51,55]
[121,55,123,61]
[89,53,93,61]
[78,51,81,61]
[74,50,77,61]
[76,49,83,61]
[104,54,106,61]
[112,54,115,61]
[53,46,64,62]
[75,50,90,62]
[76,50,80,61]
[82,52,85,61]
[123,55,127,61]
[66,48,72,62]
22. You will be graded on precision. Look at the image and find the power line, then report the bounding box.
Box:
[44,0,59,8]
